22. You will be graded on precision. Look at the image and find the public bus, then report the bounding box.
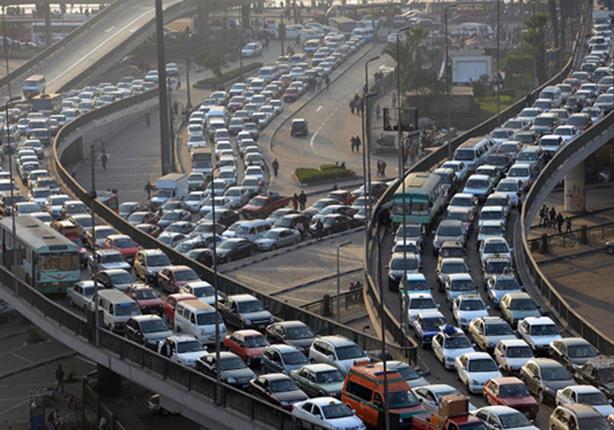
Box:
[30,93,62,113]
[0,216,80,295]
[329,16,357,38]
[392,172,447,226]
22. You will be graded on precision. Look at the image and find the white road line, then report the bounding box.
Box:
[48,8,155,86]
[316,105,322,112]
[129,26,140,33]
[104,26,115,33]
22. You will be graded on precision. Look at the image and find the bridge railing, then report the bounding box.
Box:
[517,109,614,355]
[363,0,592,354]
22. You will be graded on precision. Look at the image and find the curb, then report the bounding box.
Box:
[0,352,78,380]
[270,267,363,297]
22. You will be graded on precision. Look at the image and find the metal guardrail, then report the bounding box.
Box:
[363,1,592,356]
[527,221,614,252]
[0,0,127,91]
[518,109,614,355]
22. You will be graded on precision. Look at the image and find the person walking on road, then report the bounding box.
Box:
[566,217,572,234]
[350,137,356,153]
[100,150,108,171]
[55,364,65,394]
[355,136,361,153]
[145,111,151,126]
[325,75,330,91]
[556,213,564,234]
[349,99,355,114]
[539,205,547,227]
[549,207,557,229]
[145,180,154,200]
[298,190,307,211]
[292,193,298,211]
[272,158,280,177]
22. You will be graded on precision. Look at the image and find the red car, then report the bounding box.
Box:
[157,265,200,294]
[163,293,196,323]
[223,329,269,367]
[327,190,356,206]
[483,377,539,420]
[240,194,291,219]
[126,284,164,315]
[103,234,140,262]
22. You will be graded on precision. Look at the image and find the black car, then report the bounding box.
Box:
[311,214,354,236]
[204,208,240,227]
[125,315,173,350]
[93,269,136,291]
[265,321,315,353]
[157,209,191,229]
[196,351,256,389]
[187,248,213,266]
[483,153,513,171]
[290,119,308,137]
[215,238,258,263]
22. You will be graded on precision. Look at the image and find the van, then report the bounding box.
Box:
[95,289,141,333]
[22,74,46,98]
[205,106,227,123]
[233,219,270,241]
[341,363,428,428]
[453,137,492,169]
[174,299,226,345]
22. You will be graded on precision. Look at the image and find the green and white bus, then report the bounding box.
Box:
[0,216,80,295]
[392,172,447,226]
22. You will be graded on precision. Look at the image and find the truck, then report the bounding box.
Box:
[190,149,213,177]
[150,173,189,209]
[22,74,46,98]
[240,193,292,219]
[412,395,486,430]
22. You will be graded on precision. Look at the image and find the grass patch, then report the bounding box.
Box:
[296,164,356,184]
[478,94,514,116]
[193,62,263,89]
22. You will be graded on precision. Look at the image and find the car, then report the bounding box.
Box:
[519,358,575,404]
[125,315,173,350]
[67,280,98,310]
[125,284,164,315]
[157,334,206,367]
[219,294,273,330]
[436,258,470,291]
[506,163,535,189]
[478,205,508,230]
[549,403,611,430]
[264,321,315,353]
[486,274,524,307]
[254,227,301,251]
[179,281,217,306]
[432,325,476,370]
[308,335,369,374]
[479,237,512,267]
[261,344,309,374]
[452,295,490,329]
[103,234,139,262]
[157,265,200,294]
[553,125,580,143]
[517,316,561,355]
[290,364,345,399]
[549,338,599,370]
[406,294,438,322]
[387,252,420,290]
[223,329,269,367]
[499,293,541,328]
[455,352,502,394]
[495,179,523,207]
[437,242,465,260]
[249,373,308,411]
[291,397,366,430]
[572,356,614,401]
[433,220,466,253]
[196,351,256,389]
[473,406,538,430]
[87,249,131,273]
[118,201,143,218]
[133,249,171,284]
[468,316,516,353]
[463,174,494,201]
[373,360,429,388]
[483,377,539,420]
[445,274,479,305]
[162,293,196,323]
[241,41,263,57]
[556,385,614,417]
[311,214,355,236]
[448,193,478,217]
[494,339,534,375]
[566,113,592,132]
[290,118,308,137]
[477,221,506,247]
[444,207,473,234]
[215,238,259,263]
[413,384,478,412]
[93,269,135,291]
[411,310,446,348]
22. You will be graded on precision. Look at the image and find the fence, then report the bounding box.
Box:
[528,221,614,254]
[363,0,592,356]
[83,383,127,430]
[301,289,364,318]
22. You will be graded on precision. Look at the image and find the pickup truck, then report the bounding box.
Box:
[240,193,291,219]
[412,395,486,430]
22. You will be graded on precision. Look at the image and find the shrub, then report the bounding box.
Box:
[193,62,263,89]
[295,164,356,184]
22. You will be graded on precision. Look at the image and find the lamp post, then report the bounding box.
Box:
[336,240,352,323]
[2,6,11,99]
[362,55,379,211]
[90,138,105,346]
[155,0,171,176]
[4,96,20,257]
[209,165,222,404]
[185,57,192,111]
[444,0,501,157]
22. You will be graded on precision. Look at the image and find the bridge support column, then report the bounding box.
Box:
[42,0,52,47]
[97,364,122,397]
[241,4,250,29]
[194,3,210,47]
[564,161,586,213]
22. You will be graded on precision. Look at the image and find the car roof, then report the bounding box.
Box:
[302,363,338,372]
[464,352,492,360]
[229,294,258,302]
[318,335,355,346]
[490,376,523,385]
[557,403,601,417]
[565,384,601,394]
[498,339,529,347]
[523,316,555,325]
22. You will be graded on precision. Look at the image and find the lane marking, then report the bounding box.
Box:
[129,26,139,33]
[104,26,115,33]
[316,105,322,112]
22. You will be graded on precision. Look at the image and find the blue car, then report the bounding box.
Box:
[412,310,446,348]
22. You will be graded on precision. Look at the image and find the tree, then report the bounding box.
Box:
[522,13,548,85]
[200,52,223,79]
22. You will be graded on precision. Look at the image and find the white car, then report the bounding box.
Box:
[506,163,534,189]
[241,42,263,57]
[493,339,534,373]
[180,281,216,306]
[495,178,523,207]
[553,125,580,143]
[455,352,502,394]
[477,220,506,246]
[477,206,508,230]
[373,360,429,387]
[555,385,614,417]
[157,335,206,368]
[183,191,206,212]
[254,227,301,251]
[223,186,250,208]
[486,274,524,305]
[292,397,366,430]
[448,193,478,216]
[432,327,476,369]
[187,133,207,150]
[479,237,512,266]
[244,165,265,181]
[452,295,490,329]
[463,174,494,201]
[406,293,438,322]
[517,316,561,354]
[473,406,538,430]
[441,160,470,181]
[308,336,369,374]
[67,280,97,310]
[413,384,477,412]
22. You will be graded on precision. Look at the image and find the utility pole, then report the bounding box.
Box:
[155,0,172,175]
[2,6,11,99]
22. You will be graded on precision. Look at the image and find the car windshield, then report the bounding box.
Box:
[321,403,354,419]
[447,211,470,222]
[147,254,171,266]
[140,319,169,333]
[450,280,474,291]
[578,391,608,405]
[335,344,365,360]
[499,412,531,428]
[484,242,508,253]
[115,238,136,248]
[110,271,135,284]
[468,358,497,372]
[386,390,421,409]
[282,351,308,365]
[529,324,558,336]
[175,269,198,281]
[577,417,610,430]
[438,225,462,236]
[445,336,472,349]
[244,335,267,348]
[481,226,504,236]
[135,289,157,300]
[398,225,421,237]
[410,298,436,309]
[497,182,518,192]
[101,253,124,263]
[286,326,314,340]
[541,366,571,381]
[237,299,264,313]
[219,357,246,370]
[506,346,533,358]
[460,300,484,310]
[509,168,529,177]
[407,280,429,291]
[177,340,203,353]
[421,317,445,331]
[499,383,530,398]
[485,323,513,336]
[191,285,214,298]
[315,369,344,383]
[270,378,298,392]
[196,312,221,325]
[391,257,417,271]
[510,298,537,310]
[114,302,140,317]
[567,344,597,358]
[466,179,489,189]
[455,149,476,161]
[451,197,473,207]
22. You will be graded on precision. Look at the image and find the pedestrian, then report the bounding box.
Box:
[556,213,564,234]
[355,136,362,153]
[525,92,533,107]
[272,158,280,177]
[173,100,179,116]
[539,205,547,227]
[566,217,572,233]
[100,150,108,170]
[376,103,381,119]
[55,364,65,394]
[144,180,153,200]
[350,137,355,153]
[349,99,355,114]
[325,75,330,91]
[292,193,298,210]
[378,206,390,234]
[315,219,323,237]
[145,111,151,126]
[549,207,557,229]
[296,221,305,239]
[380,160,387,177]
[298,190,307,211]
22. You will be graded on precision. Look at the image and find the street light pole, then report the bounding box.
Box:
[210,166,221,404]
[2,6,11,99]
[363,55,379,208]
[4,97,18,245]
[89,140,102,346]
[185,57,192,111]
[336,241,352,323]
[155,0,171,176]
[495,0,501,126]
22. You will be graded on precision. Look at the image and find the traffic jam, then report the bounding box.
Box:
[0,4,613,430]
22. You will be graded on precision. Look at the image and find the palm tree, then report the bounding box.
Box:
[382,27,428,92]
[522,13,549,84]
